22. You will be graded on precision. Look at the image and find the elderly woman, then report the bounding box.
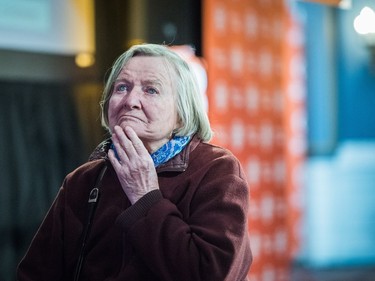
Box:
[17,43,252,281]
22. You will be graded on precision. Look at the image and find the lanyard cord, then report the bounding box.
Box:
[73,163,108,281]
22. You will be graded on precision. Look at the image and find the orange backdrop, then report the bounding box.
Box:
[202,1,306,280]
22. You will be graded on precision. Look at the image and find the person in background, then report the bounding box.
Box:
[17,43,252,281]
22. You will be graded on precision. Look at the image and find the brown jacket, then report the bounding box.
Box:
[17,136,252,281]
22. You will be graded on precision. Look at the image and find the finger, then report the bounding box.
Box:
[108,149,122,170]
[111,131,130,163]
[124,126,148,155]
[114,126,137,156]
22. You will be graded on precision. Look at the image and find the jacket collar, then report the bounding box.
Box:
[88,135,201,173]
[88,138,111,162]
[156,135,200,173]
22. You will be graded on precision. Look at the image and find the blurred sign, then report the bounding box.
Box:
[0,0,95,55]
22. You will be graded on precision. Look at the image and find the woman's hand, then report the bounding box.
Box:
[108,125,159,204]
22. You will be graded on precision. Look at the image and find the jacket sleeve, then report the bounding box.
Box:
[116,155,252,281]
[17,186,66,281]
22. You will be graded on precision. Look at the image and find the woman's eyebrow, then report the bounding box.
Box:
[114,78,130,83]
[142,78,163,87]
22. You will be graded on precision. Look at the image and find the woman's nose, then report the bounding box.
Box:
[122,87,141,109]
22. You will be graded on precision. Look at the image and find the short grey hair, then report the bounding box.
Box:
[100,43,213,142]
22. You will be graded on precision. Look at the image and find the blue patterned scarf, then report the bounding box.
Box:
[110,135,191,167]
[151,135,191,167]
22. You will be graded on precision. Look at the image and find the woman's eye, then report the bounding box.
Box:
[145,87,158,95]
[116,84,128,92]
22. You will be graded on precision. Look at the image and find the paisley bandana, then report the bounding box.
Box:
[110,135,191,167]
[151,135,191,167]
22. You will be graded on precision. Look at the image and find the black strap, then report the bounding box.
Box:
[73,163,107,281]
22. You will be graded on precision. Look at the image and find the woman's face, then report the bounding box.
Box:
[108,56,180,153]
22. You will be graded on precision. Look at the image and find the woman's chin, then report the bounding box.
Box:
[118,120,141,130]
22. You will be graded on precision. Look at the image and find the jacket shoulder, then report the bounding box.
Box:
[64,159,107,188]
[192,142,246,179]
[194,141,239,162]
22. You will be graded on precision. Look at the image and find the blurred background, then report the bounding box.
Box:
[0,0,374,280]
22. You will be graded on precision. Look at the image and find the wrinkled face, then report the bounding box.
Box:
[108,56,180,152]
